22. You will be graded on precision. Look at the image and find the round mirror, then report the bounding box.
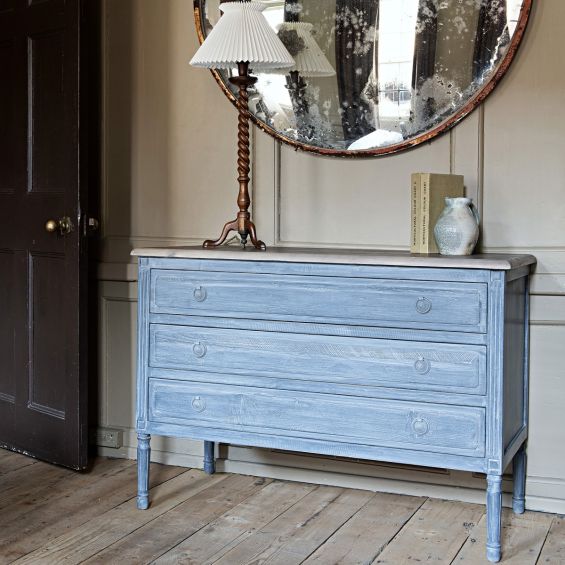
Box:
[194,0,532,157]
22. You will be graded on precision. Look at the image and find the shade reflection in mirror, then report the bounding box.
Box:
[196,0,531,156]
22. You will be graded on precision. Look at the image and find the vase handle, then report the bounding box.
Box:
[470,201,481,226]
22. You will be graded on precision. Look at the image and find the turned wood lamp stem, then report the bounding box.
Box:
[203,62,266,250]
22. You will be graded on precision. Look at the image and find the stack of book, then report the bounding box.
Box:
[411,172,464,254]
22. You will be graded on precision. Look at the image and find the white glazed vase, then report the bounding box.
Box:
[434,197,480,256]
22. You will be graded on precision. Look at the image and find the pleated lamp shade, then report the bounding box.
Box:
[190,1,295,71]
[276,22,335,77]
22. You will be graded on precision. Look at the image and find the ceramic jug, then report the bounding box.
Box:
[434,197,480,256]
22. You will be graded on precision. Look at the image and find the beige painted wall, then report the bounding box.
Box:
[98,0,565,513]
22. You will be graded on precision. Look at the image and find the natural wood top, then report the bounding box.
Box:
[131,246,536,271]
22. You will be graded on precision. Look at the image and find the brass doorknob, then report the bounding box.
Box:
[45,217,73,235]
[45,220,58,233]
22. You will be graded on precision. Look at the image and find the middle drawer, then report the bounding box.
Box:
[149,324,487,395]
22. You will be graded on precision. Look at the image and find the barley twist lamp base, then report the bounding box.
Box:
[202,62,266,252]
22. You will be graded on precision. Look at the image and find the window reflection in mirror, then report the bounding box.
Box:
[199,0,528,154]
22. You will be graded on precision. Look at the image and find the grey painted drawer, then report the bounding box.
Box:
[149,324,487,395]
[150,270,487,333]
[148,379,486,458]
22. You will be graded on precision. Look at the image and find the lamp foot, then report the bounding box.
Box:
[203,218,266,251]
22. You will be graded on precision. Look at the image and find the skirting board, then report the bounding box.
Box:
[94,443,565,514]
[526,476,565,514]
[220,458,516,509]
[97,445,202,469]
[526,496,565,515]
[96,428,204,469]
[95,445,517,508]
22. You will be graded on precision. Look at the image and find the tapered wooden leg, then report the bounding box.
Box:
[204,441,216,475]
[137,433,151,510]
[513,444,527,514]
[486,474,503,562]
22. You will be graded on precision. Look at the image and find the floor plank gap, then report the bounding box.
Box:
[0,452,562,565]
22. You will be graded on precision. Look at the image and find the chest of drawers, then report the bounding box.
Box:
[133,247,535,563]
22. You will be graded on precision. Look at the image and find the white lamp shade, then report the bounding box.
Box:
[276,22,335,77]
[190,2,295,71]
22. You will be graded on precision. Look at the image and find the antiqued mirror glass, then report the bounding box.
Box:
[194,0,531,156]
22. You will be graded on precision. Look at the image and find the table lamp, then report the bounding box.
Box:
[190,1,294,250]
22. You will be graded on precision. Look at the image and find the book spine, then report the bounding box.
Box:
[420,174,430,253]
[410,174,421,253]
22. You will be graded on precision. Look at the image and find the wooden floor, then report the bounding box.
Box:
[0,451,563,564]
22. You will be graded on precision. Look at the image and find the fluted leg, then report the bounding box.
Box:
[513,444,527,514]
[137,433,151,510]
[204,441,216,475]
[486,474,503,562]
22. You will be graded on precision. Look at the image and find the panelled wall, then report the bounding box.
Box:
[98,0,565,513]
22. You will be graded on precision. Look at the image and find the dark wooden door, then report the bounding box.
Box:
[0,0,92,469]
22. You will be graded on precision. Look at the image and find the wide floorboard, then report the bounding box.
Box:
[0,451,562,564]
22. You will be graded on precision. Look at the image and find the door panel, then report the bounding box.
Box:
[0,0,91,469]
[28,29,69,193]
[0,39,18,193]
[0,2,15,16]
[29,252,67,418]
[0,251,16,403]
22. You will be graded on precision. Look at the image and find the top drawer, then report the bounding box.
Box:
[150,270,487,333]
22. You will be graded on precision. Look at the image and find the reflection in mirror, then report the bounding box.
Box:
[197,0,529,155]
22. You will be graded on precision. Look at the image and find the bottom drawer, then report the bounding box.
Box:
[148,379,485,458]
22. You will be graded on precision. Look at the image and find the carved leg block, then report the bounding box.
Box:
[204,441,216,475]
[486,474,503,562]
[512,444,527,514]
[137,433,151,510]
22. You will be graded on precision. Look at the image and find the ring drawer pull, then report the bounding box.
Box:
[414,356,431,375]
[193,286,207,302]
[191,396,206,413]
[193,342,207,358]
[411,417,430,437]
[416,297,432,314]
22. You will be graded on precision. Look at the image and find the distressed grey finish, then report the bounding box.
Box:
[150,269,488,333]
[487,474,503,561]
[513,444,527,514]
[136,433,150,510]
[150,325,487,396]
[134,248,534,562]
[203,440,215,475]
[149,379,486,457]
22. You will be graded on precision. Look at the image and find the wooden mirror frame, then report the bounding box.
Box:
[193,0,533,158]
